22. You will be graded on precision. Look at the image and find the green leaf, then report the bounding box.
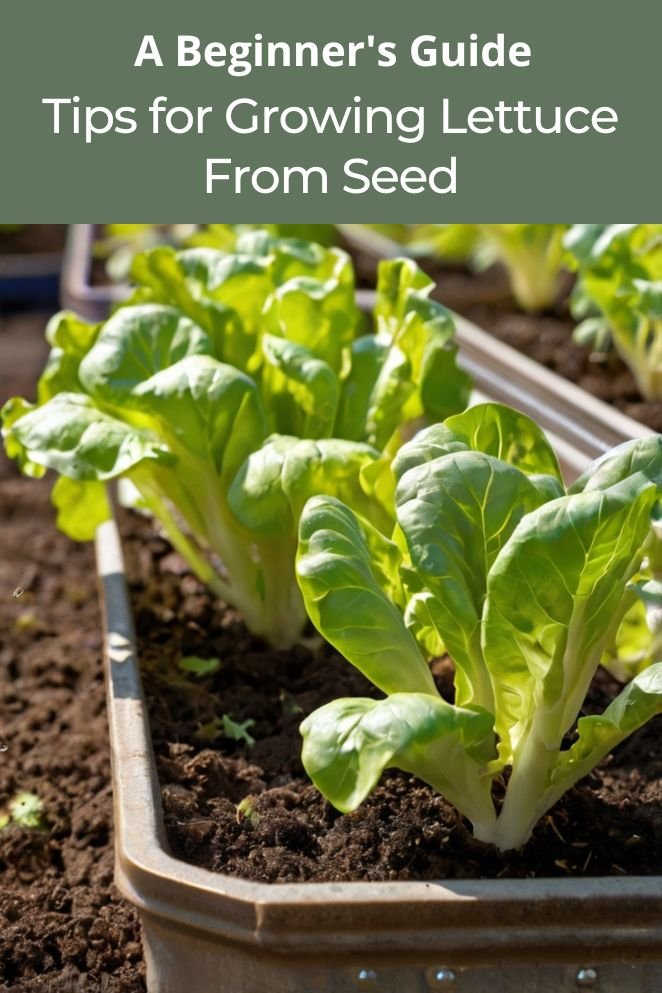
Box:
[335,332,415,448]
[1,397,47,478]
[260,237,349,286]
[195,714,255,746]
[407,223,480,262]
[129,246,254,371]
[179,247,273,366]
[602,594,655,682]
[228,436,384,539]
[301,693,495,823]
[221,714,255,745]
[396,450,546,708]
[374,258,433,330]
[484,475,658,762]
[393,402,563,487]
[570,435,662,493]
[365,258,472,433]
[263,251,358,372]
[79,304,213,409]
[296,495,436,696]
[603,578,662,680]
[130,354,267,482]
[178,655,222,678]
[51,476,111,541]
[6,393,171,481]
[393,291,471,423]
[37,348,81,404]
[261,334,339,438]
[551,663,662,792]
[45,310,100,357]
[38,312,101,402]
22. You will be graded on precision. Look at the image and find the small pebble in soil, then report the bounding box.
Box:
[575,966,598,987]
[427,967,456,988]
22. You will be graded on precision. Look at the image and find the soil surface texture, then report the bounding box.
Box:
[0,226,67,257]
[123,517,662,884]
[0,312,145,992]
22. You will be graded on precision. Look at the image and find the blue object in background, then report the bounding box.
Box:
[0,253,62,309]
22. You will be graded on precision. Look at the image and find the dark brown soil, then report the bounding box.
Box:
[122,519,662,884]
[0,314,145,992]
[0,225,67,257]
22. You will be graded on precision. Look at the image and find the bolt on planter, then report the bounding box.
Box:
[96,323,660,993]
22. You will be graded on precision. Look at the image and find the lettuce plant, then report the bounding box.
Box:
[565,224,662,401]
[473,224,568,312]
[2,233,470,649]
[96,224,335,282]
[296,403,662,850]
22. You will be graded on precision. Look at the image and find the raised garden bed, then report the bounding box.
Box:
[92,321,659,993]
[102,509,662,992]
[8,233,662,992]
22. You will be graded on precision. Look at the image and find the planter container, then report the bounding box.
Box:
[96,320,660,993]
[60,223,130,321]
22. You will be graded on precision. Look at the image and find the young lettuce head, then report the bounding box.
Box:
[565,224,662,401]
[296,403,662,850]
[2,232,470,650]
[473,224,569,312]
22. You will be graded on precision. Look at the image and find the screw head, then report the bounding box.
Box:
[576,967,598,988]
[356,969,379,986]
[427,967,456,988]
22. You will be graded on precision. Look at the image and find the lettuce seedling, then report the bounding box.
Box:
[2,233,470,649]
[297,403,662,850]
[0,792,45,830]
[565,224,662,401]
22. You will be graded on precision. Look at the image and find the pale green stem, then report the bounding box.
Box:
[252,537,309,649]
[483,718,554,851]
[135,481,245,611]
[133,469,307,648]
[617,317,662,401]
[506,249,559,313]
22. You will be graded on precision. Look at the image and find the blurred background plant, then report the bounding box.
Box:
[565,224,662,401]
